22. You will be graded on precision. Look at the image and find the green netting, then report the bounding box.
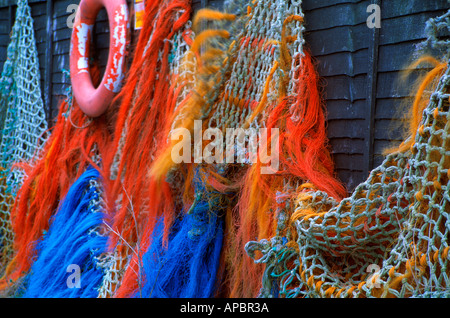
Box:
[0,0,49,270]
[207,0,305,133]
[246,9,450,298]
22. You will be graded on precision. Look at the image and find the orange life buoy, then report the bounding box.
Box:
[70,0,129,117]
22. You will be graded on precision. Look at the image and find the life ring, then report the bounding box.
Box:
[70,0,129,118]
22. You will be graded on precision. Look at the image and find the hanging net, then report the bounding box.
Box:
[246,9,450,298]
[0,0,48,272]
[2,0,448,300]
[126,0,345,298]
[96,0,196,298]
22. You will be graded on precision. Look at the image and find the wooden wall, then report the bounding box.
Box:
[299,1,449,189]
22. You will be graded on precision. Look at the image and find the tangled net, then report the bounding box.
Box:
[246,9,450,298]
[1,0,449,299]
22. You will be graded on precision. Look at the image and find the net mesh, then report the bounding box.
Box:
[0,0,48,271]
[246,9,450,298]
[143,0,349,298]
[97,13,196,298]
[203,0,305,132]
[1,0,448,299]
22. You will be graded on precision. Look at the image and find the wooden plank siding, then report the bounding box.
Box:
[303,1,372,190]
[0,0,448,192]
[0,6,10,84]
[302,0,449,190]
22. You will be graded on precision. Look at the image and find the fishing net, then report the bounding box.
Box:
[140,0,345,298]
[4,0,447,300]
[19,167,108,298]
[97,2,196,298]
[0,0,48,271]
[208,0,303,132]
[246,9,450,298]
[0,0,196,297]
